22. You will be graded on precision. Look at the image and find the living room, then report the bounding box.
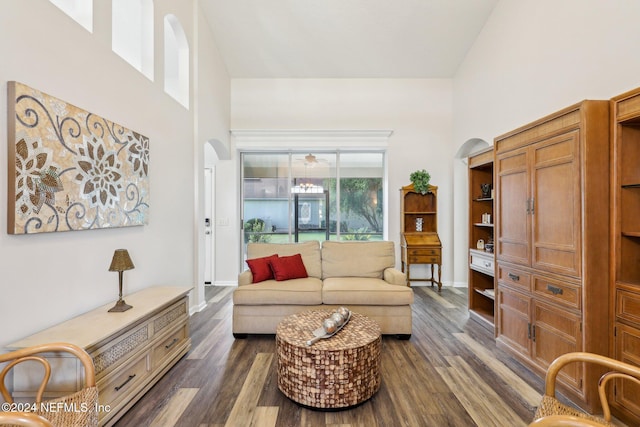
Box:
[2,0,640,426]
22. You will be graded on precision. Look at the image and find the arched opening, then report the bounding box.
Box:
[455,138,491,163]
[164,14,189,108]
[112,0,154,80]
[452,138,492,289]
[49,0,92,32]
[199,139,230,305]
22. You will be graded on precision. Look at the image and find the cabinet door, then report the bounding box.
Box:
[532,300,583,393]
[497,285,531,359]
[497,148,530,266]
[531,131,582,277]
[613,322,640,421]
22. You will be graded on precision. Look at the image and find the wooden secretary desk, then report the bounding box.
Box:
[400,183,442,290]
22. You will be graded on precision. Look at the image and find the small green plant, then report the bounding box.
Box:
[410,169,431,194]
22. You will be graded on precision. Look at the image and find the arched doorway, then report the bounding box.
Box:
[452,138,491,288]
[202,139,230,286]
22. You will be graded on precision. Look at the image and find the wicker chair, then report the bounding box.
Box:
[530,352,640,427]
[529,414,611,426]
[0,342,98,427]
[0,412,54,426]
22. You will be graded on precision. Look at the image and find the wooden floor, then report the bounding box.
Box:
[113,285,586,426]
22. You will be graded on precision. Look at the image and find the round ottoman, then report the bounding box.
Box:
[275,310,382,409]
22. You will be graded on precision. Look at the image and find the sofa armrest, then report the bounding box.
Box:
[384,268,408,286]
[238,270,253,286]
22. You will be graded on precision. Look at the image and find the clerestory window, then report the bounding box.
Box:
[164,14,189,108]
[112,0,154,80]
[49,0,92,32]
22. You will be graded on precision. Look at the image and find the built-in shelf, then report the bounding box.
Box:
[475,288,495,300]
[468,146,495,332]
[469,309,494,327]
[617,280,640,289]
[611,87,640,424]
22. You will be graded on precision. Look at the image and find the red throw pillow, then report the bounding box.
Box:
[270,253,308,281]
[246,254,278,283]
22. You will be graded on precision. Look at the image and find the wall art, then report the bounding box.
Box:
[7,81,149,234]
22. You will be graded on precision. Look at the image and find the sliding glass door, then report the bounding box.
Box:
[241,151,385,256]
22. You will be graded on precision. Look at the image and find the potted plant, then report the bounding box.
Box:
[410,169,431,194]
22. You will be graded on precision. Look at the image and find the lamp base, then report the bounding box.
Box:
[108,299,133,312]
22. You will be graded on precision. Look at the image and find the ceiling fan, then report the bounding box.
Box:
[296,153,330,167]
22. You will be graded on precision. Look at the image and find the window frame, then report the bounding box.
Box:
[239,149,388,266]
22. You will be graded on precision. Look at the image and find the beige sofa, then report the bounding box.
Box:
[233,240,414,338]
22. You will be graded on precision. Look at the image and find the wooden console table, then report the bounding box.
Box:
[7,286,192,426]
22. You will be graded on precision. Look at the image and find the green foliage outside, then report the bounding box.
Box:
[244,218,271,243]
[342,227,372,241]
[327,177,382,233]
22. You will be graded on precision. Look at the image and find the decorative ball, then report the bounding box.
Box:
[330,312,345,325]
[323,318,337,334]
[337,307,350,318]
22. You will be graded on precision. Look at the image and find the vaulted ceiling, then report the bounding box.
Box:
[200,0,498,78]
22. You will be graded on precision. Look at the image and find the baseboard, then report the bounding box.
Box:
[409,281,467,288]
[190,299,208,315]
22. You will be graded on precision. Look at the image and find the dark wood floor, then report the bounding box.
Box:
[113,285,569,426]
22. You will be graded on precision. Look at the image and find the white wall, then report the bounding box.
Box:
[223,78,453,283]
[194,4,231,298]
[0,0,230,347]
[450,0,640,285]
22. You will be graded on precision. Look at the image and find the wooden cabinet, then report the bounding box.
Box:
[400,183,442,289]
[495,100,610,413]
[497,131,582,275]
[468,147,496,330]
[497,283,531,359]
[611,87,640,425]
[8,286,192,426]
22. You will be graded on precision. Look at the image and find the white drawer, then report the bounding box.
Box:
[470,249,495,276]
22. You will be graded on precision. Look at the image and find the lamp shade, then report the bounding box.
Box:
[109,249,135,272]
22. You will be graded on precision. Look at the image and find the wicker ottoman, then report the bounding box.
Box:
[275,310,382,409]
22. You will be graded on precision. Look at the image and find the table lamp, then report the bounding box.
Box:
[108,249,135,312]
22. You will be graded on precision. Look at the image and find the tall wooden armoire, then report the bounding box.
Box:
[495,100,610,413]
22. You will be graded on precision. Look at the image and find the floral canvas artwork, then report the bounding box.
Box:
[7,81,149,234]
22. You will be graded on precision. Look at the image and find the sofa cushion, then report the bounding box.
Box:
[246,254,278,283]
[270,253,308,281]
[321,241,395,279]
[322,277,414,305]
[233,277,323,305]
[247,241,322,279]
